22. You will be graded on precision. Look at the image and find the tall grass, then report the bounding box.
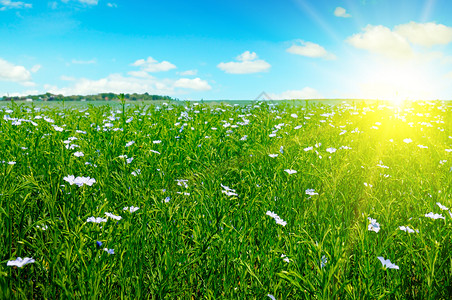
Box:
[0,99,451,298]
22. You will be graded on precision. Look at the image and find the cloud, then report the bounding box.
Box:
[269,87,322,100]
[31,64,41,73]
[0,0,31,10]
[131,57,176,73]
[107,3,117,8]
[46,73,173,96]
[72,59,96,64]
[334,7,351,18]
[217,51,271,74]
[286,41,336,60]
[173,78,211,91]
[178,69,198,76]
[78,0,98,5]
[0,58,34,85]
[394,22,452,47]
[346,25,413,59]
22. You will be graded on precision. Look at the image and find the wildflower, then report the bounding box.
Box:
[125,141,135,147]
[87,217,107,223]
[103,248,115,255]
[73,151,84,157]
[123,206,139,213]
[305,189,318,196]
[424,212,445,219]
[53,125,64,132]
[75,176,96,187]
[131,169,141,176]
[8,161,16,165]
[279,146,284,154]
[436,202,449,210]
[126,157,134,164]
[240,135,248,141]
[403,138,412,143]
[267,295,276,300]
[36,224,48,230]
[269,133,276,137]
[290,113,298,118]
[377,256,399,270]
[105,212,122,220]
[164,196,170,203]
[368,217,380,233]
[266,211,287,226]
[294,125,302,129]
[63,175,77,185]
[320,255,327,268]
[399,226,418,233]
[153,140,162,144]
[281,254,290,263]
[284,169,297,175]
[268,154,278,158]
[304,146,313,151]
[7,257,35,268]
[364,182,373,188]
[96,241,103,247]
[417,145,428,149]
[326,147,337,153]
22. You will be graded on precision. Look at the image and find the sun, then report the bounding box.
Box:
[357,58,438,104]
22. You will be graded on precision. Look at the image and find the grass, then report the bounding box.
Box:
[0,99,451,299]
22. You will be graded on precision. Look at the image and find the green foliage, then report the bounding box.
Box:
[0,100,451,298]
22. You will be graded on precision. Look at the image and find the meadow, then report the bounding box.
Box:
[0,99,451,299]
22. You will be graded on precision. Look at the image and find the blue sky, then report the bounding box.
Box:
[1,0,452,100]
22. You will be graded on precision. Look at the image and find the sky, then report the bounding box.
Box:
[1,0,452,100]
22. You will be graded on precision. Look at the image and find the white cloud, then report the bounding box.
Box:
[0,58,34,85]
[131,57,176,73]
[286,41,336,60]
[269,88,322,100]
[178,69,198,76]
[107,3,117,8]
[0,0,31,10]
[395,22,452,47]
[31,64,41,73]
[334,7,351,18]
[217,51,270,74]
[72,59,96,64]
[346,25,413,59]
[173,78,211,91]
[78,0,98,5]
[46,73,173,96]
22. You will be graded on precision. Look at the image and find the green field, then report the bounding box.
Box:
[1,100,451,298]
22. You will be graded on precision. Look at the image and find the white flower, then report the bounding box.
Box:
[305,189,318,196]
[268,154,278,158]
[304,146,313,151]
[403,138,412,143]
[53,125,64,132]
[326,147,337,153]
[399,226,418,233]
[266,211,286,226]
[436,202,449,210]
[75,176,96,187]
[87,217,107,223]
[125,141,135,147]
[123,206,139,213]
[267,295,276,300]
[281,254,290,263]
[294,125,302,129]
[126,157,134,164]
[368,217,380,233]
[290,113,298,118]
[425,212,445,219]
[377,256,399,270]
[284,169,297,175]
[150,150,161,155]
[153,140,162,144]
[103,248,115,254]
[7,257,35,268]
[63,175,77,185]
[73,151,84,157]
[131,169,141,176]
[105,212,122,220]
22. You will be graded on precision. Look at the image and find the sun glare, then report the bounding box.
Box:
[358,59,437,104]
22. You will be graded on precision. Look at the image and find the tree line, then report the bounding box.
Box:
[1,92,178,102]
